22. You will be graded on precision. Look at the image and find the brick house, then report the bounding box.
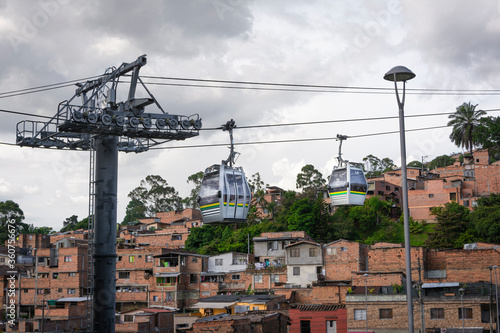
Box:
[288,304,347,333]
[324,240,368,282]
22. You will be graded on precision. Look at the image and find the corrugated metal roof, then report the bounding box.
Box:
[422,282,459,288]
[191,302,236,309]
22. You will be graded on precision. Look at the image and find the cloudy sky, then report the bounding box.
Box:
[1,0,500,231]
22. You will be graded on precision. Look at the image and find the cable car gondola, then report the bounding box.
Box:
[328,134,368,206]
[198,120,251,223]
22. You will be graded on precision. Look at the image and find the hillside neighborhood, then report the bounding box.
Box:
[1,149,500,332]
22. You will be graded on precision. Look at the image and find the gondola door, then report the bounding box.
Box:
[224,170,237,220]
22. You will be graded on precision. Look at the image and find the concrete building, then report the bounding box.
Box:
[253,231,314,268]
[285,241,323,288]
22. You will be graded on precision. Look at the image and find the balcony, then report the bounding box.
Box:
[219,282,246,290]
[346,294,407,302]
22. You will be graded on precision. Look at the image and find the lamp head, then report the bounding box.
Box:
[384,66,416,82]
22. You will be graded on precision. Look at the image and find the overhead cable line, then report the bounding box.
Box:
[141,75,500,96]
[148,125,451,150]
[0,124,450,150]
[0,75,100,99]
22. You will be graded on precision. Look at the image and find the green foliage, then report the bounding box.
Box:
[122,200,147,224]
[184,171,204,210]
[425,202,471,249]
[469,193,500,244]
[128,175,183,217]
[60,216,89,232]
[362,155,397,178]
[286,197,334,243]
[20,224,53,234]
[295,164,326,194]
[448,102,486,156]
[0,200,27,244]
[428,155,456,169]
[409,220,424,234]
[474,116,500,161]
[407,160,423,168]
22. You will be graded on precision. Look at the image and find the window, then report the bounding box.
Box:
[309,248,318,257]
[293,267,300,276]
[327,247,337,255]
[192,257,198,263]
[268,241,278,250]
[271,274,280,283]
[146,255,153,262]
[290,248,300,257]
[129,256,135,263]
[253,306,259,311]
[0,257,5,263]
[378,190,384,195]
[379,308,393,319]
[68,289,76,294]
[450,193,457,201]
[430,308,445,319]
[64,256,72,262]
[232,274,241,280]
[69,272,76,277]
[190,274,197,283]
[24,289,28,293]
[58,288,63,292]
[215,259,223,266]
[119,271,130,279]
[52,273,59,279]
[124,315,134,323]
[300,320,311,333]
[172,234,182,241]
[463,200,469,207]
[153,296,158,301]
[316,266,322,274]
[326,320,337,333]
[255,275,263,283]
[459,308,473,319]
[354,309,366,320]
[386,185,391,190]
[428,194,434,198]
[340,247,347,252]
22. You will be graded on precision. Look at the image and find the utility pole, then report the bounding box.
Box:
[418,258,425,333]
[421,156,427,173]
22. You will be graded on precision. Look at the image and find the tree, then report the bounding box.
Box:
[248,172,268,193]
[425,202,471,249]
[448,102,486,156]
[363,155,397,178]
[184,171,204,209]
[122,200,147,224]
[128,175,183,217]
[428,155,456,169]
[296,164,326,196]
[469,193,500,244]
[407,160,423,168]
[60,215,90,232]
[0,200,27,243]
[286,196,334,242]
[21,224,53,234]
[473,116,500,161]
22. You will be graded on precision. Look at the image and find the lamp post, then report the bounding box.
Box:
[384,66,416,332]
[493,265,499,333]
[459,288,465,333]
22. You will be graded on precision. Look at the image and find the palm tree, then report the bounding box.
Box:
[447,102,486,157]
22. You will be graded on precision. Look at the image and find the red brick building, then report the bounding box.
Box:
[289,304,347,333]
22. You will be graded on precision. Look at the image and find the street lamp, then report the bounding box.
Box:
[364,273,369,333]
[493,265,499,333]
[459,288,465,333]
[384,66,416,333]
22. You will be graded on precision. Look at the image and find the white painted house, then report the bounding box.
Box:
[207,252,249,273]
